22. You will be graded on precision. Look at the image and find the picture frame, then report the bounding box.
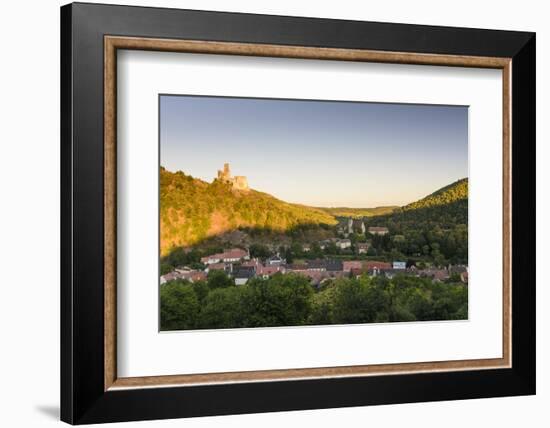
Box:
[61,2,535,424]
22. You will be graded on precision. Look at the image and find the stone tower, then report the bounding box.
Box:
[217,163,231,181]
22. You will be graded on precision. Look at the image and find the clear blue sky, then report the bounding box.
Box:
[160,95,468,207]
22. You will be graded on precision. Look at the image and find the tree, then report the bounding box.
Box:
[192,280,210,303]
[310,242,324,258]
[332,279,388,324]
[249,243,270,259]
[160,262,173,275]
[309,284,337,324]
[160,280,200,330]
[239,274,314,327]
[207,270,234,289]
[159,271,468,331]
[199,287,244,328]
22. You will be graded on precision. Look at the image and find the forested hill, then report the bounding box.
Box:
[365,178,468,227]
[160,168,337,255]
[363,178,469,264]
[403,178,468,211]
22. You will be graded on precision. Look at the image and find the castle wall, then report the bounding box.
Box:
[215,164,249,191]
[233,176,249,191]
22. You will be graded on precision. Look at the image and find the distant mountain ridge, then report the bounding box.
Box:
[317,206,398,218]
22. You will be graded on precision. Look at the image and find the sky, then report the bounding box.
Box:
[160,95,468,207]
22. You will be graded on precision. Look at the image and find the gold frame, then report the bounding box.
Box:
[104,36,512,391]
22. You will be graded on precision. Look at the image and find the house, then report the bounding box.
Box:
[364,260,392,277]
[266,254,286,266]
[204,262,233,274]
[302,244,311,252]
[305,259,343,272]
[336,239,351,249]
[161,270,206,284]
[241,258,262,272]
[356,242,370,254]
[305,260,327,272]
[258,265,286,279]
[234,266,256,285]
[421,269,450,282]
[324,259,344,272]
[343,260,363,272]
[200,254,222,264]
[368,226,389,236]
[393,261,407,270]
[363,261,392,271]
[160,271,181,285]
[182,271,207,283]
[200,248,249,265]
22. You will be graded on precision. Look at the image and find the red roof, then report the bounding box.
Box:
[364,261,392,270]
[258,265,284,276]
[242,258,261,269]
[343,261,363,271]
[201,248,248,262]
[207,263,228,270]
[222,248,248,259]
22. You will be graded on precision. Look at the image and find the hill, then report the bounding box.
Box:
[160,168,337,255]
[366,178,468,227]
[363,178,468,264]
[403,178,468,211]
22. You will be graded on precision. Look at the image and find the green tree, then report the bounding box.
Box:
[207,270,234,289]
[309,285,337,324]
[199,287,244,328]
[160,280,200,330]
[192,280,210,303]
[249,243,270,259]
[239,274,314,327]
[332,279,389,324]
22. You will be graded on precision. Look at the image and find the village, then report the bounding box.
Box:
[160,222,469,287]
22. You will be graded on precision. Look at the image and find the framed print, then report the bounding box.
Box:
[60,2,536,424]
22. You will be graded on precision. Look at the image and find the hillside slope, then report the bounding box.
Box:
[404,178,468,211]
[364,178,468,232]
[160,168,337,255]
[361,178,468,264]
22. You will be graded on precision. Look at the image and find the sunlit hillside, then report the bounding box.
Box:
[160,167,338,255]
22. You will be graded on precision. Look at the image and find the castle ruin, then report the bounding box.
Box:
[217,163,249,191]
